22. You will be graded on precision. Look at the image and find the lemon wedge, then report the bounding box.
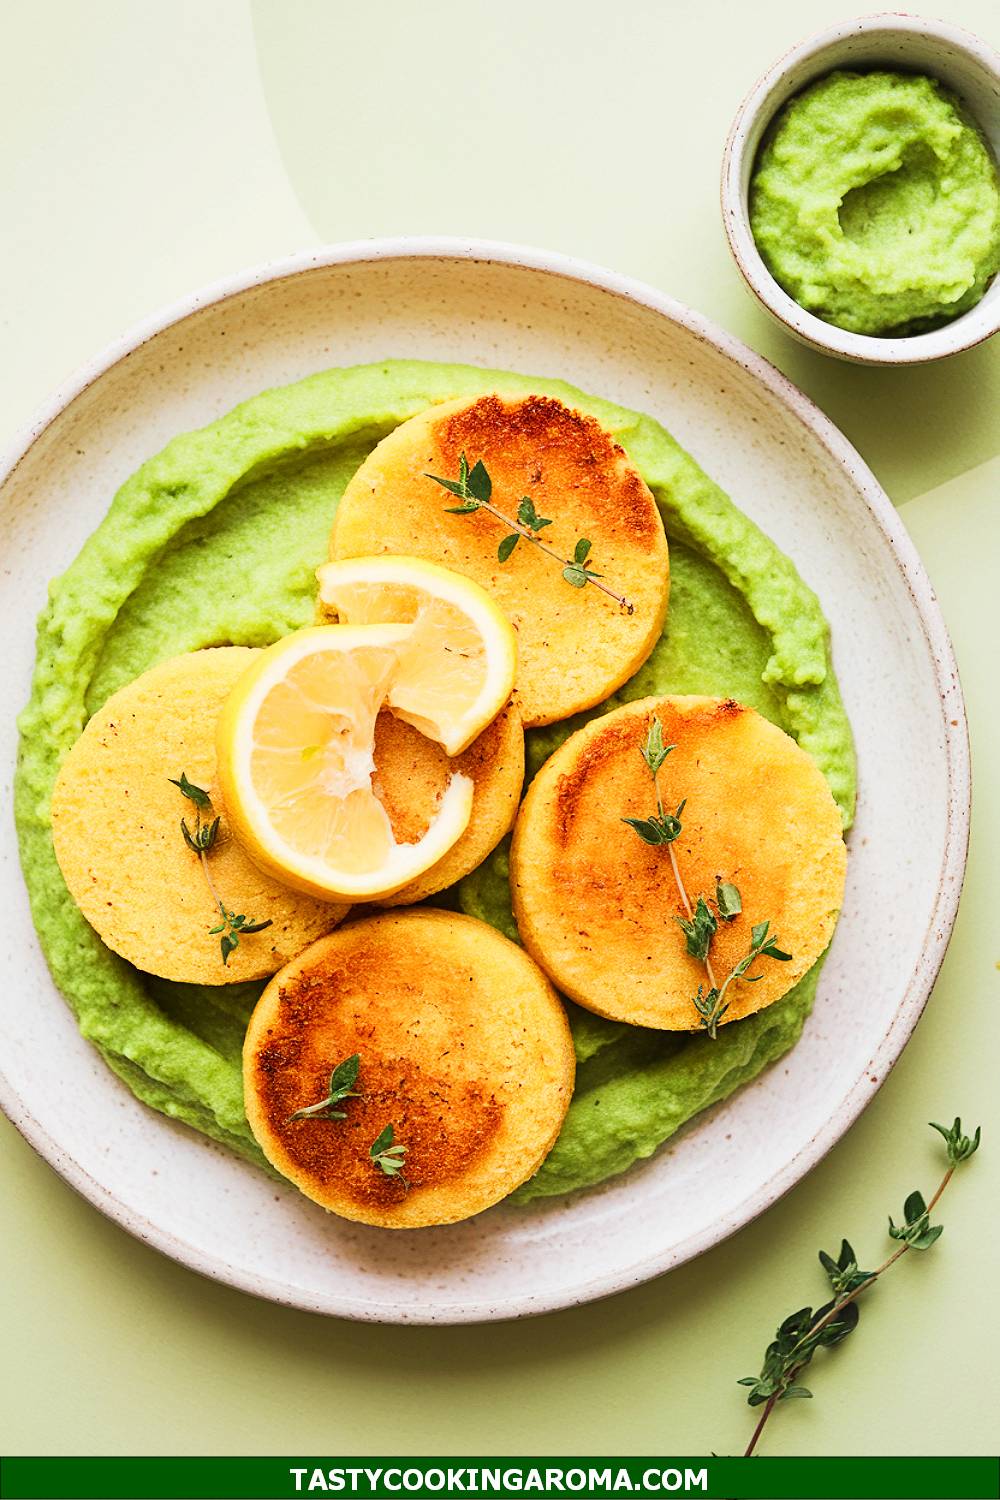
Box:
[315,555,518,756]
[216,624,474,902]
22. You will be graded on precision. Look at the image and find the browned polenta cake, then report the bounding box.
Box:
[50,651,521,983]
[373,699,524,905]
[50,649,349,985]
[243,910,575,1227]
[330,394,670,727]
[511,696,846,1030]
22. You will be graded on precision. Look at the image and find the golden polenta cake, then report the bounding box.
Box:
[511,696,846,1030]
[244,910,575,1227]
[51,650,521,982]
[330,393,670,727]
[50,649,349,985]
[373,699,524,906]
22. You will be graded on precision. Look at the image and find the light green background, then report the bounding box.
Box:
[2,0,997,1460]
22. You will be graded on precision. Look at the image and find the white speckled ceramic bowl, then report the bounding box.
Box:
[0,239,969,1321]
[722,11,1000,365]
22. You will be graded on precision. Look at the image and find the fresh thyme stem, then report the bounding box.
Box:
[743,1219,928,1458]
[742,1393,777,1460]
[706,948,748,1026]
[288,1054,362,1124]
[194,830,227,924]
[621,716,790,1036]
[170,773,272,965]
[426,453,635,613]
[780,1165,954,1355]
[476,495,635,611]
[654,767,720,992]
[370,1122,409,1188]
[740,1118,981,1456]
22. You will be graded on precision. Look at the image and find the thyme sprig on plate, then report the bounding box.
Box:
[739,1116,982,1456]
[621,717,791,1036]
[170,772,272,965]
[287,1054,362,1123]
[426,452,634,613]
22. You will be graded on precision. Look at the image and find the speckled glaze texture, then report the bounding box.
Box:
[0,240,970,1322]
[722,12,1000,364]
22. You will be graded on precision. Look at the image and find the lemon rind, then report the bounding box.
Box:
[217,624,475,901]
[315,555,517,755]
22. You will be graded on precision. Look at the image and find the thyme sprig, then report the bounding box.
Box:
[170,773,272,965]
[620,717,791,1036]
[739,1116,982,1456]
[695,919,793,1039]
[370,1123,408,1186]
[426,452,634,613]
[288,1054,362,1123]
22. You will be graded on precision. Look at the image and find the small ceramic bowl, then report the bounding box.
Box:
[721,11,1000,365]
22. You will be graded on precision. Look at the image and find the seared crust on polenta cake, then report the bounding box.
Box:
[330,394,669,727]
[50,649,349,985]
[374,699,524,906]
[243,910,575,1228]
[511,696,846,1030]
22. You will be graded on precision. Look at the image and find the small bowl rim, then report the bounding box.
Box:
[721,9,1000,365]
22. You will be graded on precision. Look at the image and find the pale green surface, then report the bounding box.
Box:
[1,0,997,1460]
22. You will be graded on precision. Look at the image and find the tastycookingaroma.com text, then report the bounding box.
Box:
[289,1470,710,1495]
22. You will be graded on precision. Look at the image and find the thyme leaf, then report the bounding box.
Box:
[888,1190,944,1250]
[639,716,673,778]
[676,895,717,962]
[695,919,793,1038]
[288,1053,362,1123]
[370,1123,409,1184]
[621,810,684,846]
[169,772,211,809]
[716,879,742,920]
[517,495,552,531]
[929,1116,982,1165]
[818,1239,873,1298]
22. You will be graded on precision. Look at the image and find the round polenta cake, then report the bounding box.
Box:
[50,649,524,981]
[50,648,349,985]
[372,699,524,906]
[331,393,670,727]
[510,696,847,1030]
[244,909,575,1227]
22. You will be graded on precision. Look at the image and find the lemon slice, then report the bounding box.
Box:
[216,624,474,902]
[315,555,517,755]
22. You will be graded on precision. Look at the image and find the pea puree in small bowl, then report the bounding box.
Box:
[722,12,1000,364]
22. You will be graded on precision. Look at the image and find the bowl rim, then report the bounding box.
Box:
[721,9,1000,366]
[0,236,972,1321]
